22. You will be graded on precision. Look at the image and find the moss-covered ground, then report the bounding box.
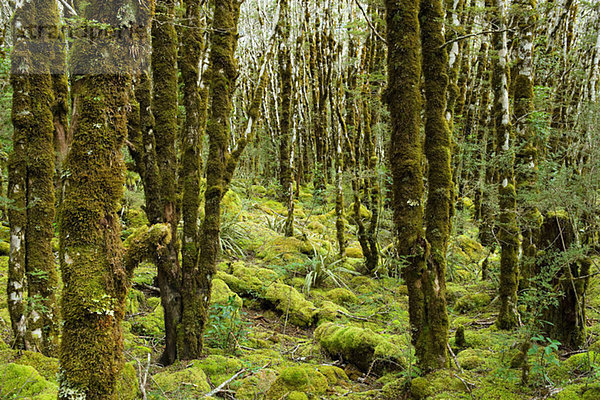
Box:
[0,182,598,399]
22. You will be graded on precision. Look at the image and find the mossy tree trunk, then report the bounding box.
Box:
[8,0,33,351]
[187,0,244,356]
[419,0,452,370]
[278,0,292,199]
[151,0,182,365]
[487,0,521,330]
[8,0,60,355]
[538,213,590,349]
[277,0,295,237]
[59,0,155,396]
[473,42,496,280]
[513,0,541,288]
[179,0,209,359]
[386,0,447,373]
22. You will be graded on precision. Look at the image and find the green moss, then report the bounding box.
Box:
[132,301,164,337]
[455,325,467,348]
[0,225,8,241]
[456,349,485,370]
[258,236,312,264]
[316,365,349,385]
[0,363,58,399]
[236,368,278,399]
[196,355,243,386]
[454,292,492,313]
[222,190,243,216]
[347,203,372,220]
[217,261,279,295]
[409,370,467,399]
[264,282,317,327]
[115,362,140,400]
[16,351,59,382]
[259,199,287,215]
[211,278,243,308]
[122,208,148,230]
[316,300,347,323]
[314,322,404,372]
[307,220,325,234]
[0,240,9,256]
[446,282,468,305]
[324,288,358,305]
[549,352,599,384]
[345,246,364,259]
[349,276,377,294]
[266,365,328,400]
[152,363,211,396]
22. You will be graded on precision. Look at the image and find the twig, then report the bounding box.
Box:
[58,0,78,16]
[453,372,476,399]
[353,0,387,44]
[137,353,151,400]
[440,28,514,49]
[205,368,247,398]
[150,374,170,400]
[337,309,371,322]
[447,342,464,373]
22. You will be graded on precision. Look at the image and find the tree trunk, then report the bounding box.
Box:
[420,0,452,370]
[539,213,589,349]
[386,0,445,373]
[189,0,243,356]
[8,0,60,355]
[179,0,208,359]
[152,0,182,365]
[487,0,521,330]
[513,0,540,288]
[59,0,154,395]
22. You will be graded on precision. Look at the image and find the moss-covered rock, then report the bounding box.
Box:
[16,351,60,382]
[454,292,492,313]
[152,363,211,396]
[349,276,377,295]
[0,349,59,383]
[0,363,58,399]
[409,370,467,399]
[345,246,364,259]
[307,220,325,234]
[211,278,243,308]
[456,348,485,370]
[316,364,349,386]
[549,351,599,383]
[217,261,279,296]
[196,355,243,386]
[324,288,358,305]
[264,282,317,327]
[316,300,348,323]
[266,365,329,400]
[236,368,278,399]
[258,236,313,264]
[314,322,404,372]
[218,262,317,327]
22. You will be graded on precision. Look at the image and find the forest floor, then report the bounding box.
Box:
[0,180,599,399]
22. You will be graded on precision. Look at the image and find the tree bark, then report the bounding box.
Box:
[487,0,521,330]
[152,0,182,365]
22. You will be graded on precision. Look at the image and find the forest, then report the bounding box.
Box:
[0,0,599,398]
